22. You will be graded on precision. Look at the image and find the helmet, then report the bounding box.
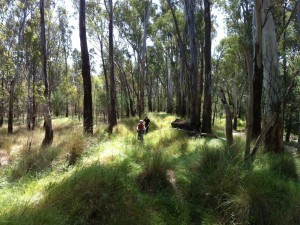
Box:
[139,120,143,123]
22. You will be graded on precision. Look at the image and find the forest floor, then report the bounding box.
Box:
[0,113,299,225]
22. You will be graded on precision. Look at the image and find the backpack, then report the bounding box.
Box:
[138,123,144,130]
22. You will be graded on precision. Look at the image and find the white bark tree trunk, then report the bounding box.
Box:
[261,0,283,152]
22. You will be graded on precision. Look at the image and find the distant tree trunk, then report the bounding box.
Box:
[166,50,173,113]
[220,88,233,146]
[32,66,37,130]
[108,0,117,132]
[233,67,238,130]
[245,49,254,160]
[99,33,110,123]
[8,80,15,134]
[0,76,3,127]
[298,111,300,152]
[79,0,93,134]
[261,0,283,153]
[26,64,32,130]
[252,1,263,139]
[202,0,212,134]
[40,0,53,146]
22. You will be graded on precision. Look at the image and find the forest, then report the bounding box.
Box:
[0,0,299,224]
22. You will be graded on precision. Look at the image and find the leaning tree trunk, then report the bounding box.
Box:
[261,0,283,153]
[202,0,212,134]
[79,0,93,134]
[108,0,117,132]
[40,0,53,146]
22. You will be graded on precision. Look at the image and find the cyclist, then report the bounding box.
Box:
[136,120,145,140]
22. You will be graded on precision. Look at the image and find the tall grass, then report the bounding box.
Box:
[0,114,299,225]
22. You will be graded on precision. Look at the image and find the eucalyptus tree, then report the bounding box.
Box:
[79,0,93,134]
[201,0,212,133]
[40,0,53,146]
[107,0,117,132]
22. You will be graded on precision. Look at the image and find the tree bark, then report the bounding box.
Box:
[252,1,264,139]
[202,0,212,134]
[166,49,173,113]
[40,0,53,146]
[220,89,233,146]
[185,0,200,129]
[108,0,117,132]
[79,0,93,134]
[261,0,283,153]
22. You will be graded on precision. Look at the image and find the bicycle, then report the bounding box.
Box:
[137,129,145,141]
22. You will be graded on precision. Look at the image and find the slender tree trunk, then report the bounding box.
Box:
[99,33,110,123]
[26,65,32,130]
[40,0,53,146]
[0,76,3,127]
[202,0,212,134]
[220,89,233,146]
[32,67,37,130]
[79,0,93,134]
[166,49,173,113]
[108,0,117,132]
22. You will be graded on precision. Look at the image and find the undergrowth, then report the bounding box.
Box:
[0,113,299,225]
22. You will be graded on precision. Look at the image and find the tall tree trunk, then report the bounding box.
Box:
[79,0,93,134]
[40,0,53,146]
[202,0,212,134]
[108,0,117,132]
[185,0,200,129]
[252,1,263,139]
[139,0,152,117]
[261,0,283,153]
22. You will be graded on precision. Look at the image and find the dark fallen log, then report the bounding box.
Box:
[171,119,217,138]
[171,119,196,131]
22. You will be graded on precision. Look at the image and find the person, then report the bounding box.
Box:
[144,116,151,134]
[136,120,145,140]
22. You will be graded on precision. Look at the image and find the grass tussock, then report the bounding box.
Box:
[138,150,172,193]
[64,132,85,166]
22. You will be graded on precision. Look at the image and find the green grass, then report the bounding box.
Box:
[0,113,299,225]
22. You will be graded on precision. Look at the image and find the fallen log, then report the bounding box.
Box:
[171,119,217,138]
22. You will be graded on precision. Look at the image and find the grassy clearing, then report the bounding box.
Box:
[0,113,299,225]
